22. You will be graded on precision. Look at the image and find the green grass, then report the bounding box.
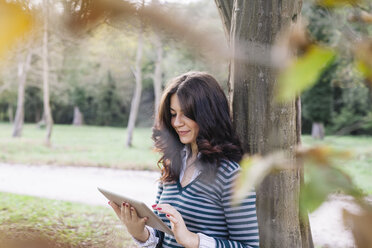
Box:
[302,135,372,195]
[0,192,135,248]
[0,123,160,170]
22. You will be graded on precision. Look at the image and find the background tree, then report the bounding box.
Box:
[126,5,144,148]
[150,0,164,118]
[12,50,32,137]
[42,0,53,146]
[152,32,163,118]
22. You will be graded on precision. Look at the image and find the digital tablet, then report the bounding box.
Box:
[97,187,173,236]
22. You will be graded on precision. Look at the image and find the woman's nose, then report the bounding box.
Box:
[174,115,184,126]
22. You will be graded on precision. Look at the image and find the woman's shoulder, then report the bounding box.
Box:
[216,159,241,177]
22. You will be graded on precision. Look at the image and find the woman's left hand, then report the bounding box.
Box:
[153,203,199,248]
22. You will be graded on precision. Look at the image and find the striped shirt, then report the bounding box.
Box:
[154,159,260,248]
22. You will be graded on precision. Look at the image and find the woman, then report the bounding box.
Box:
[109,72,259,248]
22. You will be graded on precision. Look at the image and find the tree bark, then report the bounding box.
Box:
[12,52,32,137]
[215,0,313,247]
[125,19,144,148]
[311,122,325,140]
[72,106,84,126]
[42,0,53,146]
[214,0,233,40]
[297,96,314,248]
[153,33,163,119]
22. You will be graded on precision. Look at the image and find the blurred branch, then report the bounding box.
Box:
[334,120,364,135]
[348,9,372,23]
[64,0,233,63]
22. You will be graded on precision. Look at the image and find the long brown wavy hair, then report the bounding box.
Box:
[152,71,242,182]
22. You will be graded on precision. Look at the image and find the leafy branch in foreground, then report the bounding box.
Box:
[233,145,371,248]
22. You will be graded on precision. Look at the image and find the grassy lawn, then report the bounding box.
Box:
[302,135,372,195]
[0,192,135,248]
[0,123,159,171]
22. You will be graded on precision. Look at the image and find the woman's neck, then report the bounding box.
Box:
[190,142,198,159]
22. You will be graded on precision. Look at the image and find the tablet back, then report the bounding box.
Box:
[98,187,173,236]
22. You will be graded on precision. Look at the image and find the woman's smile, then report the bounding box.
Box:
[178,130,190,136]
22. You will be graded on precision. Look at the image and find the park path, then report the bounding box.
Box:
[0,163,160,207]
[0,163,362,248]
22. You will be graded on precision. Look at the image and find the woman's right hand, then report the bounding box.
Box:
[109,201,150,242]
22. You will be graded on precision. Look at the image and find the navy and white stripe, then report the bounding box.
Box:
[154,159,259,248]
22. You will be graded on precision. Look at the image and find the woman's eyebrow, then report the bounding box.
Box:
[170,107,182,112]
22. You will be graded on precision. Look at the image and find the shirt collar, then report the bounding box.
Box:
[182,145,201,160]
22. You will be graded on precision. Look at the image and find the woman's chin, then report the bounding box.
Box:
[179,138,191,145]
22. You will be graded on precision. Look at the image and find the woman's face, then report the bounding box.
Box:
[170,94,199,146]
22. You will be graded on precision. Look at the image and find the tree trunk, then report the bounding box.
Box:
[125,20,144,148]
[153,33,163,119]
[72,106,84,126]
[8,105,13,123]
[311,122,324,140]
[42,0,53,146]
[12,52,32,137]
[215,0,313,247]
[37,112,46,128]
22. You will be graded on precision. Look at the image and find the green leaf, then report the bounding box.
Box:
[300,165,364,216]
[277,45,336,102]
[316,0,361,7]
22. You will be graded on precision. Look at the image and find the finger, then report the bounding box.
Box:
[121,202,132,222]
[130,206,139,220]
[166,214,179,225]
[130,206,149,224]
[125,203,133,221]
[156,204,179,217]
[109,201,122,219]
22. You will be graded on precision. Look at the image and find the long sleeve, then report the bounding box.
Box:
[132,227,159,248]
[213,166,260,248]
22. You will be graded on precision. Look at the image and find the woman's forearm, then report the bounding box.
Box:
[181,231,199,248]
[132,227,150,242]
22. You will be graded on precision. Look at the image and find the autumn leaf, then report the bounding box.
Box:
[354,39,372,87]
[276,45,336,102]
[296,145,352,166]
[232,153,289,205]
[0,0,34,58]
[343,205,372,248]
[348,10,372,23]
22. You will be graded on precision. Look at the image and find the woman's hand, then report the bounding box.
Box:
[109,201,149,242]
[153,203,199,248]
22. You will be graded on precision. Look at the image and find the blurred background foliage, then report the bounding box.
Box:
[0,0,370,138]
[0,0,227,128]
[301,2,372,136]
